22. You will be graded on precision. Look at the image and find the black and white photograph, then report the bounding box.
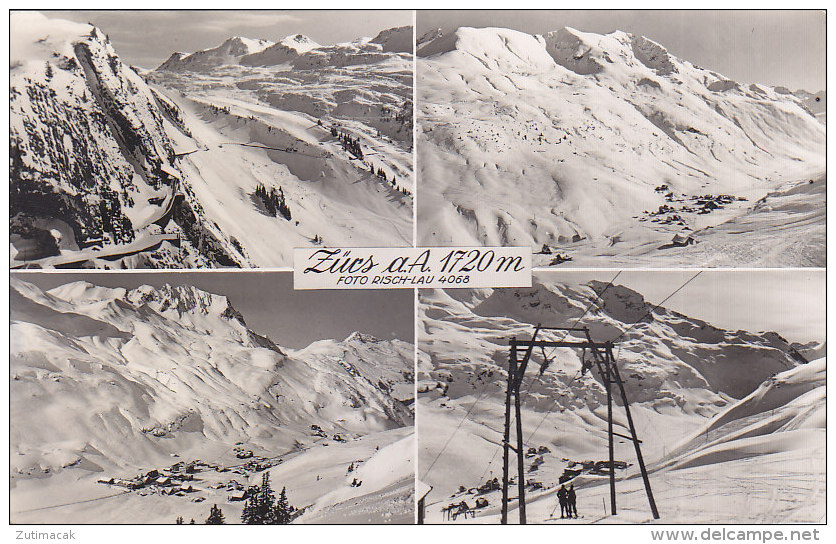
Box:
[4,6,829,536]
[417,270,825,523]
[415,10,825,267]
[10,271,415,523]
[10,10,414,269]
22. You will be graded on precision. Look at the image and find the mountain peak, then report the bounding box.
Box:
[630,33,678,75]
[46,281,127,304]
[370,26,413,53]
[11,11,103,67]
[156,35,273,71]
[279,33,320,53]
[126,283,244,325]
[223,35,273,53]
[345,331,383,344]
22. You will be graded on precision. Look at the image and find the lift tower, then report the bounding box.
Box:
[500,325,659,524]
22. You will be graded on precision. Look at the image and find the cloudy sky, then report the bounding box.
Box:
[541,269,826,344]
[418,10,825,91]
[13,271,414,349]
[44,10,412,68]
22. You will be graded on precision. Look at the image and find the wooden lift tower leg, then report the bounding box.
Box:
[605,353,617,516]
[608,347,660,520]
[515,383,526,524]
[501,340,516,524]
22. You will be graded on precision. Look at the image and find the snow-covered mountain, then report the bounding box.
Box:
[279,34,321,53]
[10,13,413,269]
[10,277,414,523]
[10,12,219,268]
[157,36,275,71]
[417,281,824,523]
[417,26,825,267]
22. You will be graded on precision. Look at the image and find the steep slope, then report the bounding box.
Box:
[266,428,415,523]
[9,13,248,268]
[662,357,824,471]
[417,26,825,267]
[417,281,820,522]
[10,277,413,522]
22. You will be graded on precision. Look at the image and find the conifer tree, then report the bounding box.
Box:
[242,473,278,524]
[258,472,279,524]
[206,504,225,524]
[276,486,291,524]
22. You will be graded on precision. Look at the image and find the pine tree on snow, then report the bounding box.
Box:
[206,504,225,524]
[242,472,277,524]
[276,486,291,525]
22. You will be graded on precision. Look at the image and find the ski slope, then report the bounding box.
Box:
[417,282,823,523]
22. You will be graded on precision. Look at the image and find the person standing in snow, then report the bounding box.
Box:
[567,484,577,518]
[556,484,569,518]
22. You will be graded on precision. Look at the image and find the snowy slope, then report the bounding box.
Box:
[160,27,415,145]
[10,277,414,523]
[265,428,415,523]
[279,34,321,53]
[417,27,825,267]
[417,281,821,523]
[516,358,826,524]
[794,89,826,123]
[10,13,413,269]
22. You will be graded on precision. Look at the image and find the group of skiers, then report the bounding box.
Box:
[556,484,578,519]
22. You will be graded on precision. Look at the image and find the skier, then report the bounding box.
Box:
[567,484,577,518]
[556,484,569,519]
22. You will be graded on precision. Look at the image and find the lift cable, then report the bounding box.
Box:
[521,270,623,401]
[609,271,703,344]
[420,372,502,481]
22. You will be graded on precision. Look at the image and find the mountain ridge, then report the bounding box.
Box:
[11,277,414,483]
[417,25,824,266]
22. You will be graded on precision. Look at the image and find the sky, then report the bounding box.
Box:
[43,10,412,69]
[539,269,826,344]
[12,271,414,349]
[417,9,826,91]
